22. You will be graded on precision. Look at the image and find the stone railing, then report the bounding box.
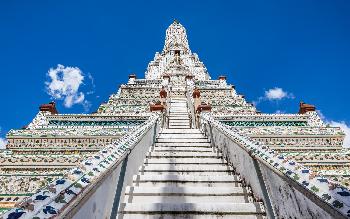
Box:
[131,79,162,85]
[200,113,350,219]
[47,114,150,121]
[215,114,310,122]
[2,113,162,219]
[185,85,196,128]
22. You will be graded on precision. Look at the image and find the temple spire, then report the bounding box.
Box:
[162,20,191,55]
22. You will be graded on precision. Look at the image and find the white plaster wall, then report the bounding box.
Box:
[260,165,332,219]
[66,122,160,219]
[204,123,345,219]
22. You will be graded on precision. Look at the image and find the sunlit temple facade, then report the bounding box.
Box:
[1,21,350,218]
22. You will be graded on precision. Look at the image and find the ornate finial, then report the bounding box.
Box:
[298,101,316,114]
[39,102,58,114]
[163,19,190,55]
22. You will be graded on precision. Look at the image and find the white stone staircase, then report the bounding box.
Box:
[168,98,190,129]
[117,97,266,218]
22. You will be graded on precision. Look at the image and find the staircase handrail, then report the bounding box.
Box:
[199,112,350,218]
[186,85,196,129]
[2,113,162,219]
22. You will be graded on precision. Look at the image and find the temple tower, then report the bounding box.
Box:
[1,21,350,219]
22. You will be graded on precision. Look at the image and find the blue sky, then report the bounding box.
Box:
[0,0,349,140]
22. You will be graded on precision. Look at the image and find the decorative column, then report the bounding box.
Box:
[298,102,316,114]
[150,102,164,112]
[163,75,171,97]
[163,75,170,86]
[192,87,201,113]
[185,75,194,83]
[160,86,168,106]
[218,75,227,88]
[197,103,212,113]
[39,102,58,114]
[128,73,137,84]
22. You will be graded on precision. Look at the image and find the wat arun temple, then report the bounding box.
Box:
[1,21,350,219]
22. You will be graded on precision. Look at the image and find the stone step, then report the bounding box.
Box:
[147,151,221,158]
[157,138,209,143]
[154,142,211,147]
[170,108,187,110]
[153,147,213,152]
[124,195,252,203]
[170,106,187,109]
[168,120,189,122]
[169,118,190,121]
[119,214,265,219]
[169,115,188,118]
[169,118,189,121]
[168,126,191,129]
[158,134,203,139]
[169,123,190,126]
[159,129,200,133]
[124,194,253,204]
[118,203,266,218]
[154,144,211,148]
[125,186,251,197]
[169,114,188,116]
[169,120,189,122]
[168,123,190,126]
[141,172,233,177]
[168,124,190,127]
[169,125,191,129]
[145,158,225,164]
[160,129,201,134]
[169,120,190,122]
[169,121,190,124]
[141,164,234,172]
[133,174,242,187]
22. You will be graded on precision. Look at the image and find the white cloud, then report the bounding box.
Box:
[265,87,294,100]
[0,127,7,149]
[254,87,294,106]
[45,64,88,108]
[275,110,285,114]
[0,138,7,149]
[316,110,326,121]
[329,121,350,148]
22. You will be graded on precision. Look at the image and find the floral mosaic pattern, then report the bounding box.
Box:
[200,113,350,217]
[2,113,161,219]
